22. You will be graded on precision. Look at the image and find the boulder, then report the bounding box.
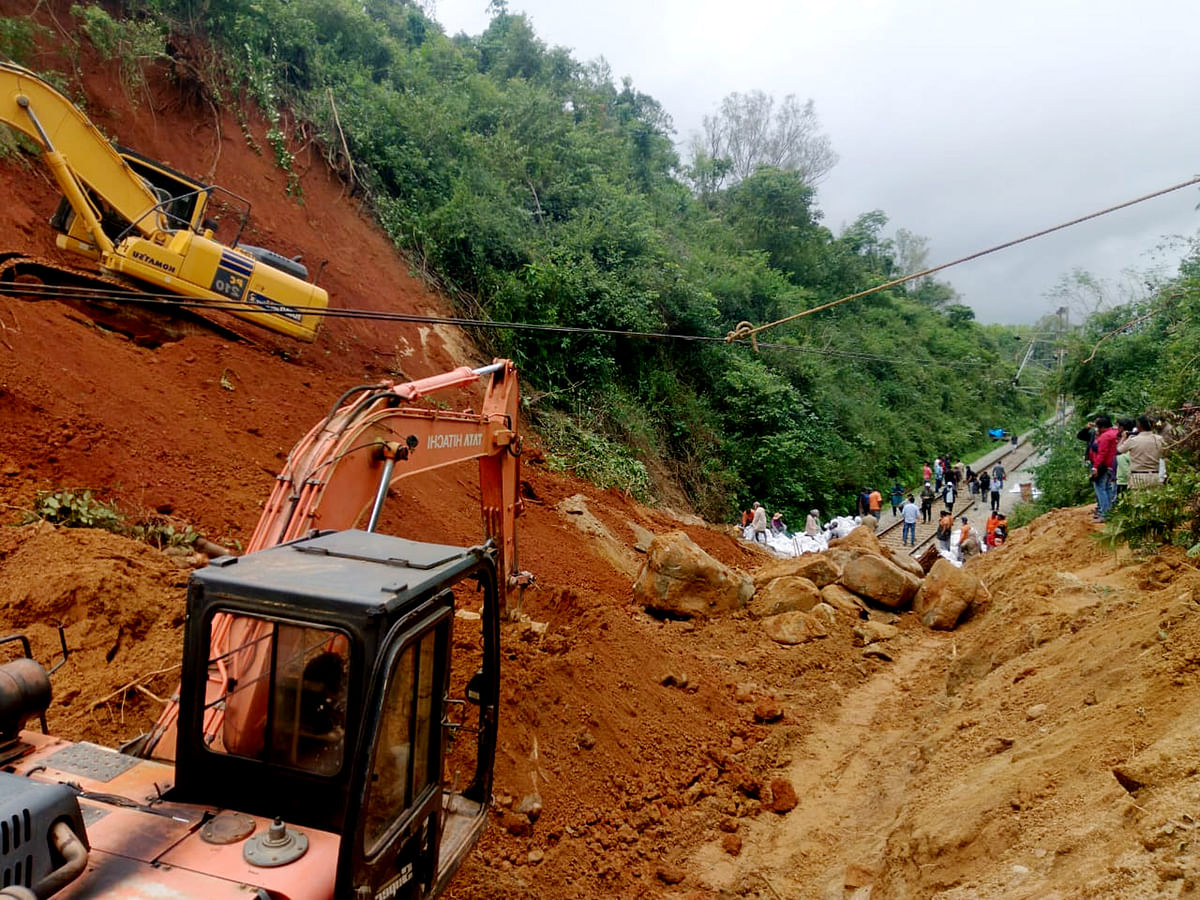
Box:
[821,583,867,616]
[854,621,899,645]
[810,601,838,626]
[752,554,842,589]
[912,558,991,629]
[634,531,754,618]
[766,778,798,813]
[761,611,828,645]
[826,547,864,572]
[748,576,822,617]
[753,699,783,723]
[882,547,925,579]
[840,553,921,609]
[829,525,885,555]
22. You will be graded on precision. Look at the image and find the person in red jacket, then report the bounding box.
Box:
[1087,414,1119,520]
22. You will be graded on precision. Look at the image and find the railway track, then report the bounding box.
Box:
[875,436,1041,556]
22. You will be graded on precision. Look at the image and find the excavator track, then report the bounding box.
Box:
[0,252,263,347]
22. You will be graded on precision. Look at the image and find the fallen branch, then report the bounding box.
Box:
[754,870,785,900]
[135,684,167,705]
[90,663,182,709]
[327,87,358,190]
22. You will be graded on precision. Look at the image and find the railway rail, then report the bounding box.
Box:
[875,435,1041,557]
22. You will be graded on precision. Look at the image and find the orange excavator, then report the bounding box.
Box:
[0,359,529,899]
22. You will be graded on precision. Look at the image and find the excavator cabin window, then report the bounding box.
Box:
[362,611,449,857]
[210,615,352,777]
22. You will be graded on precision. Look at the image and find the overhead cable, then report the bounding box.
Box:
[724,174,1200,347]
[0,280,994,372]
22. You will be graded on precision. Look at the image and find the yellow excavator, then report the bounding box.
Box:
[0,61,328,341]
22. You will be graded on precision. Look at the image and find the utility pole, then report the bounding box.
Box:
[1055,306,1068,426]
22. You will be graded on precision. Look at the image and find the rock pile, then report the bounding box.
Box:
[756,525,987,635]
[635,525,988,641]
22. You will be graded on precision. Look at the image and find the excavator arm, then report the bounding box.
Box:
[145,359,527,760]
[0,61,163,253]
[248,359,524,585]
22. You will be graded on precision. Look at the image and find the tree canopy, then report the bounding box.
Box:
[29,0,1044,523]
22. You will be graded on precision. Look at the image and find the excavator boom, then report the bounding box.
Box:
[0,62,162,244]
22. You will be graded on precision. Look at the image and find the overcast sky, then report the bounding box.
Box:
[432,0,1200,325]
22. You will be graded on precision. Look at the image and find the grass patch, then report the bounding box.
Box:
[21,488,199,550]
[537,411,653,502]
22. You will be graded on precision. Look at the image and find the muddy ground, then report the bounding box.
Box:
[3,11,1200,898]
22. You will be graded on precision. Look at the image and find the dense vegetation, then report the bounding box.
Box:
[0,1,1041,523]
[1013,241,1200,551]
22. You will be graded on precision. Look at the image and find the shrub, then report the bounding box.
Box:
[0,16,48,64]
[537,411,653,502]
[25,489,124,531]
[22,489,199,550]
[1100,467,1200,553]
[71,4,166,101]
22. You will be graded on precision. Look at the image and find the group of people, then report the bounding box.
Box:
[742,445,1021,554]
[888,454,1008,553]
[905,459,1006,526]
[741,502,821,544]
[853,487,885,519]
[1078,414,1167,522]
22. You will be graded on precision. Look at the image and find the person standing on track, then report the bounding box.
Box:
[868,487,883,520]
[989,468,1003,512]
[901,495,919,547]
[942,479,957,511]
[890,482,904,517]
[919,481,935,523]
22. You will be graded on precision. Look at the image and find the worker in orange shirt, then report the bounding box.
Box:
[985,511,1002,547]
[868,487,883,520]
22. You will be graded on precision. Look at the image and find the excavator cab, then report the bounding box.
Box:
[50,147,212,259]
[172,529,499,899]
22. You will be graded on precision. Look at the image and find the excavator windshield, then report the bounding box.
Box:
[210,614,352,778]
